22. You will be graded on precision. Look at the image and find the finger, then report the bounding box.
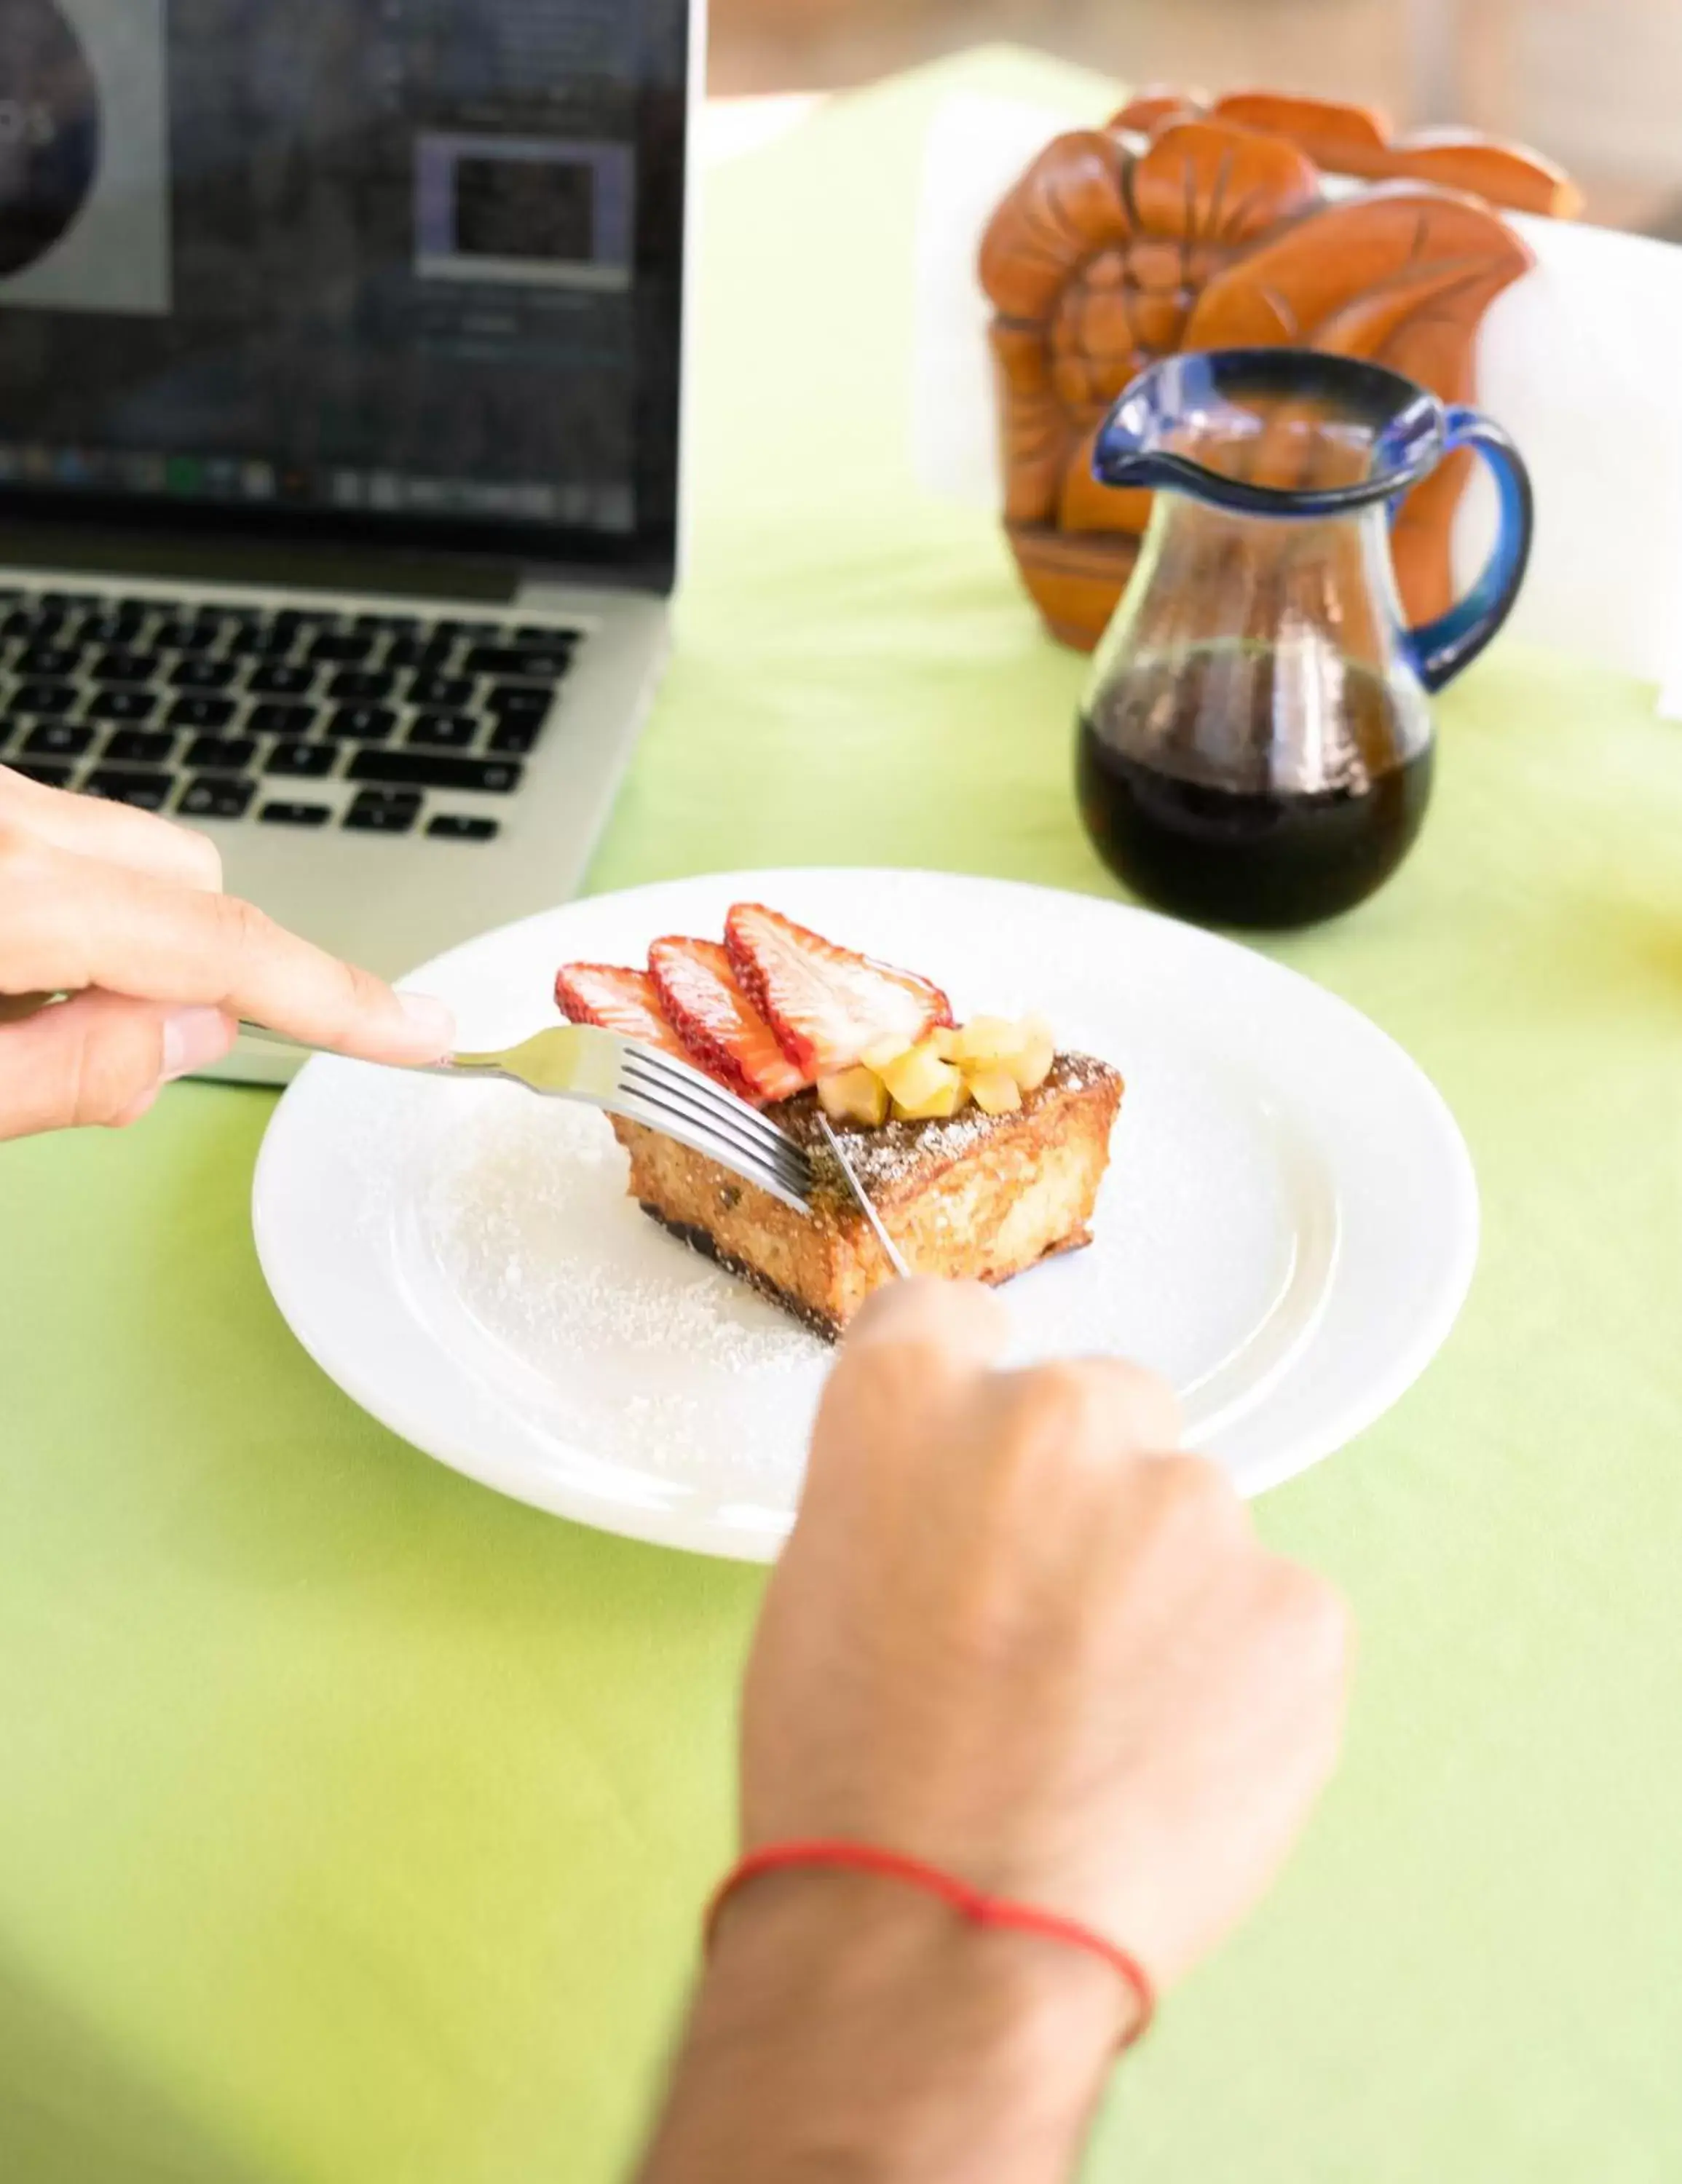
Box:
[0,992,235,1141]
[1,764,222,891]
[801,1283,1013,1519]
[0,839,454,1063]
[840,1278,1011,1369]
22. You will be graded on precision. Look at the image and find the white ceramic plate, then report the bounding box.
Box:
[253,870,1477,1560]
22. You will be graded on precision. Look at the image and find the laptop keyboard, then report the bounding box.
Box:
[0,584,583,842]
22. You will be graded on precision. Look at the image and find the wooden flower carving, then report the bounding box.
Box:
[979,111,1539,650]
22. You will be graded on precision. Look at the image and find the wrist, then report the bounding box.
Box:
[638,1866,1126,2184]
[716,1859,1133,2057]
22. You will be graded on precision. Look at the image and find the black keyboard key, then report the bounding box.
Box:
[513,623,579,646]
[2,607,65,637]
[383,635,457,669]
[15,644,80,677]
[87,689,159,723]
[117,595,166,614]
[22,720,95,756]
[347,749,521,794]
[171,657,238,692]
[167,695,237,731]
[10,684,79,717]
[265,740,336,778]
[408,711,477,749]
[272,609,338,636]
[248,700,316,737]
[260,799,332,826]
[308,632,373,665]
[484,683,551,720]
[153,620,218,651]
[427,618,498,639]
[84,767,173,810]
[325,704,395,741]
[353,612,419,633]
[179,775,256,820]
[327,668,393,702]
[344,788,422,834]
[228,625,298,657]
[427,813,500,842]
[486,716,542,755]
[460,645,571,681]
[102,729,175,766]
[39,590,100,611]
[407,671,473,707]
[6,759,74,788]
[247,662,315,696]
[183,734,256,771]
[90,651,157,684]
[76,611,148,645]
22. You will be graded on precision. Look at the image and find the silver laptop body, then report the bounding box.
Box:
[0,0,702,1083]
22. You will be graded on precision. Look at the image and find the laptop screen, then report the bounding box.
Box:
[0,0,690,585]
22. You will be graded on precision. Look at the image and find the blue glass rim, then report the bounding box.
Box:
[1091,348,1448,516]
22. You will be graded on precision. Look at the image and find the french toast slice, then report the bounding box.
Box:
[612,1054,1123,1339]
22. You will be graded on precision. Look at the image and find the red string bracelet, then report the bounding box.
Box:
[704,1840,1155,2049]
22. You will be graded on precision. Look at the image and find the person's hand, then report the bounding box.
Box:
[0,765,453,1140]
[741,1278,1351,2001]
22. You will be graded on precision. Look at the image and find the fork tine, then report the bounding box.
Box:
[619,1045,805,1157]
[618,1047,813,1184]
[614,1087,812,1214]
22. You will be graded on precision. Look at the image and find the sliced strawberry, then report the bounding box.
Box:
[724,903,953,1077]
[649,937,810,1107]
[553,962,693,1062]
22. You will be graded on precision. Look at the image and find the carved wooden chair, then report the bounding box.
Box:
[979,92,1571,649]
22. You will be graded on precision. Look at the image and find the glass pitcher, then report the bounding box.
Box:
[1075,348,1532,927]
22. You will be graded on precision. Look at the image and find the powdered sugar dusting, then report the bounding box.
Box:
[403,1088,826,1495]
[794,1054,1120,1196]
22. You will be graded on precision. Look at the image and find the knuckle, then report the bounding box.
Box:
[171,823,224,891]
[1011,1356,1182,1462]
[0,816,44,882]
[1144,1449,1244,1531]
[64,1008,164,1128]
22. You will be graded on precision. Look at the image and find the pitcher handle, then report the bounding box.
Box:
[1402,408,1533,693]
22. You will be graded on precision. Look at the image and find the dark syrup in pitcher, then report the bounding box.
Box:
[1077,646,1433,928]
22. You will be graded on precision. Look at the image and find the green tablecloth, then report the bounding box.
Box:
[4,48,1681,2183]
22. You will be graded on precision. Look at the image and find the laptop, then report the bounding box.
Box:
[0,0,699,1083]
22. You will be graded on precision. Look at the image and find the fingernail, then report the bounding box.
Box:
[393,991,455,1057]
[162,1006,234,1081]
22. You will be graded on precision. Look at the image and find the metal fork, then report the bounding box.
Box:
[240,1021,815,1214]
[816,1111,911,1278]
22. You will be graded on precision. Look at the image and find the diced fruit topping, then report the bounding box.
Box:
[649,937,810,1107]
[724,903,953,1077]
[952,1016,1024,1066]
[554,964,694,1062]
[891,1067,966,1122]
[877,1042,961,1115]
[817,1066,891,1128]
[966,1068,1024,1117]
[1011,1016,1056,1093]
[823,1013,1058,1125]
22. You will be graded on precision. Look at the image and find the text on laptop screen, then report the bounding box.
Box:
[0,0,689,569]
